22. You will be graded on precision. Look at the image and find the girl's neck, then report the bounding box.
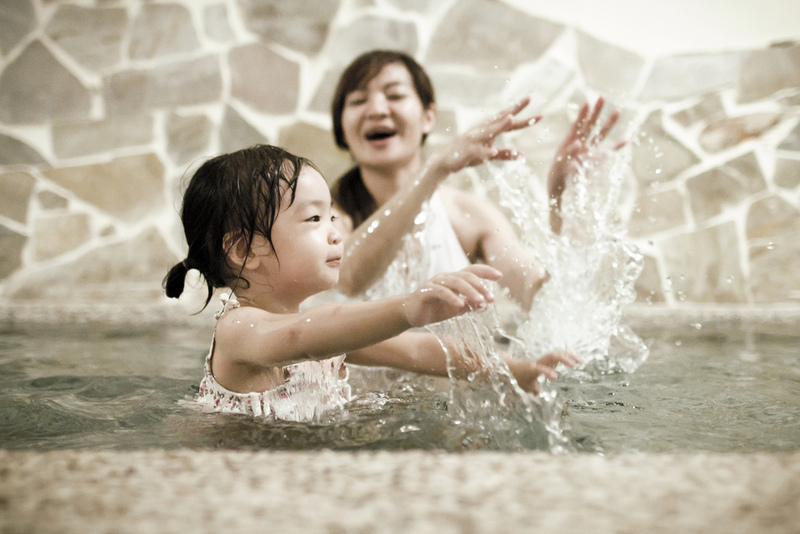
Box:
[359,156,424,206]
[234,288,301,315]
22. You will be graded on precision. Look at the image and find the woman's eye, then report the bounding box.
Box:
[330,214,338,222]
[346,96,367,106]
[387,93,405,101]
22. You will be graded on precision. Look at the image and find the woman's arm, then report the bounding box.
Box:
[336,97,539,296]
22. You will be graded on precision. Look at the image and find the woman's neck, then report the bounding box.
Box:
[359,156,424,206]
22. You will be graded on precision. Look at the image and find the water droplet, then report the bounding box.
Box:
[766,242,776,250]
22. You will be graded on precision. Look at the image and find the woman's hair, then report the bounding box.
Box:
[330,50,436,228]
[163,144,316,309]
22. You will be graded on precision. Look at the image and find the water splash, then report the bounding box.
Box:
[483,148,649,379]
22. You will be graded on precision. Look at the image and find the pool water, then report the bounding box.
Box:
[0,323,797,453]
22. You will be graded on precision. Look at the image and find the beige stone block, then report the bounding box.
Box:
[327,15,418,66]
[686,153,766,223]
[0,40,91,124]
[5,227,178,302]
[44,153,165,222]
[671,94,726,127]
[746,194,800,241]
[631,112,700,186]
[778,122,800,151]
[428,69,509,109]
[37,190,68,210]
[577,31,644,100]
[629,187,686,237]
[0,224,26,280]
[44,4,127,71]
[0,170,35,223]
[279,121,353,184]
[749,241,800,303]
[33,212,91,261]
[739,43,800,103]
[774,157,800,189]
[52,114,154,159]
[166,113,212,166]
[659,222,746,303]
[104,56,222,115]
[240,0,338,55]
[129,4,199,60]
[229,43,299,114]
[426,0,563,71]
[219,106,269,154]
[699,113,781,153]
[639,52,739,102]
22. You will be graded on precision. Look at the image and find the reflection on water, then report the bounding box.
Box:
[0,326,797,453]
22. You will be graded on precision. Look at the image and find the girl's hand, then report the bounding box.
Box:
[430,96,540,176]
[404,265,502,327]
[510,351,581,394]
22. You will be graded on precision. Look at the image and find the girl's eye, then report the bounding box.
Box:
[306,215,321,222]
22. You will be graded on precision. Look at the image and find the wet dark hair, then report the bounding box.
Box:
[330,50,436,229]
[163,144,316,309]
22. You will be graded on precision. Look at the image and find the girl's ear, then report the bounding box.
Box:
[223,231,261,271]
[422,103,436,135]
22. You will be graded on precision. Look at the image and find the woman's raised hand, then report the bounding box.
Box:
[431,96,540,175]
[403,265,502,327]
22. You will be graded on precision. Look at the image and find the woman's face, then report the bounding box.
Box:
[340,62,435,172]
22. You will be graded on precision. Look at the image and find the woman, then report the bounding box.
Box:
[331,50,621,309]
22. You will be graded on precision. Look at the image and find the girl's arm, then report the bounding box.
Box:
[346,331,580,395]
[336,97,539,296]
[215,265,501,369]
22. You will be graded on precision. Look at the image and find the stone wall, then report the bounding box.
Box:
[0,0,798,307]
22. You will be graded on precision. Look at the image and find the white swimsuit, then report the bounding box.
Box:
[195,295,352,422]
[363,192,470,300]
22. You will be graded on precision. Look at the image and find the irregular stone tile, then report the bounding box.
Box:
[0,0,35,55]
[4,227,178,302]
[507,59,574,110]
[37,190,68,210]
[634,254,665,303]
[686,152,766,223]
[166,113,212,166]
[639,52,739,102]
[129,3,199,60]
[52,114,154,159]
[309,68,344,114]
[239,0,339,55]
[629,187,687,237]
[659,222,746,303]
[203,4,235,43]
[671,95,726,127]
[104,56,222,115]
[0,171,35,223]
[32,212,91,261]
[43,153,165,222]
[0,133,46,165]
[699,113,781,153]
[229,44,299,114]
[631,111,700,187]
[778,122,800,151]
[426,0,563,71]
[427,68,509,108]
[385,0,438,13]
[750,240,800,303]
[774,157,800,189]
[0,224,26,280]
[739,43,800,103]
[0,40,92,124]
[278,121,353,183]
[219,106,268,154]
[45,4,127,71]
[327,15,418,66]
[746,194,800,241]
[577,31,644,99]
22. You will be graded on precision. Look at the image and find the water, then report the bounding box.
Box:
[0,323,797,453]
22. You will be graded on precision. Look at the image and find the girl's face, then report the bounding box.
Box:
[340,62,435,172]
[255,166,343,302]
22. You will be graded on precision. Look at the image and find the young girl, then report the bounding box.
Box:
[164,144,578,422]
